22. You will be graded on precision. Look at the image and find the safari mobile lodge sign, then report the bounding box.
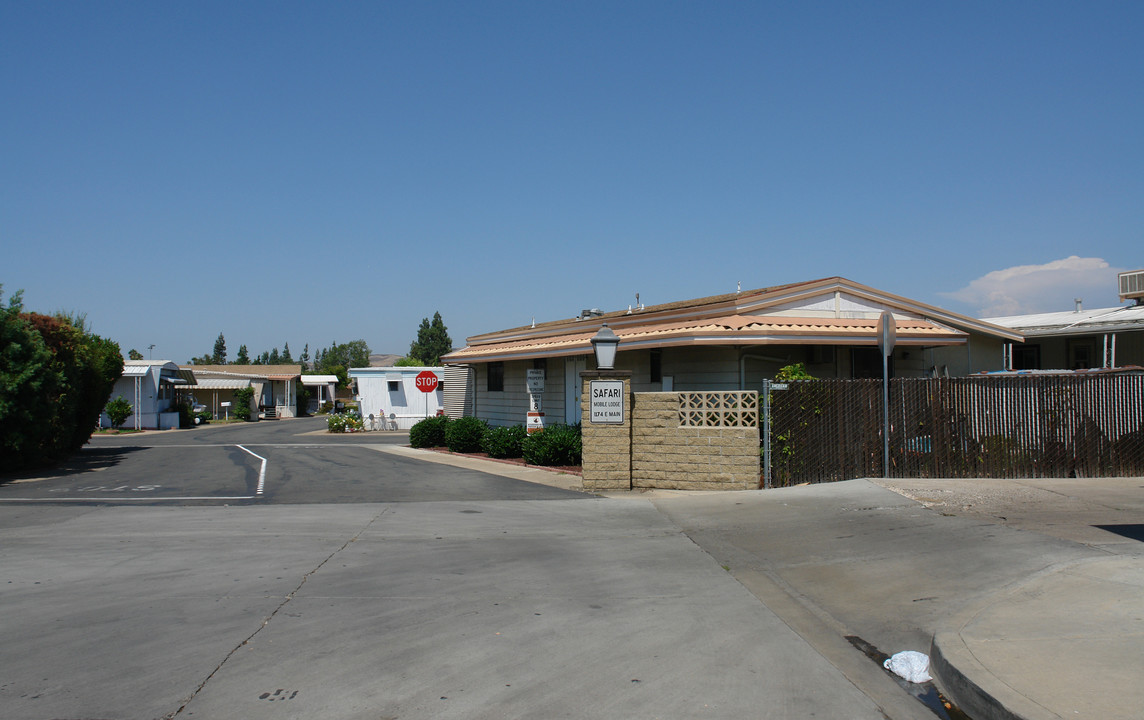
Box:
[589,380,624,424]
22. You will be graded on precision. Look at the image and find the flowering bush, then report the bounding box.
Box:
[327,410,365,433]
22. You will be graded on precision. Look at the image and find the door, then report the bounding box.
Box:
[565,356,587,425]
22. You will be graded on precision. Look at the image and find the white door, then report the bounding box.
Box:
[565,356,587,425]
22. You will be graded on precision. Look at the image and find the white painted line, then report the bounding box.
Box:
[236,444,268,496]
[0,497,257,502]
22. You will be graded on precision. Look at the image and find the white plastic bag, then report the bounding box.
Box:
[883,650,932,683]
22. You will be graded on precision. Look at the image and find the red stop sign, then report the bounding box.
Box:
[415,371,439,393]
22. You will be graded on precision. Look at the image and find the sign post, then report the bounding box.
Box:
[877,310,896,477]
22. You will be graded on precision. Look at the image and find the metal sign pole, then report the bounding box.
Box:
[877,310,897,478]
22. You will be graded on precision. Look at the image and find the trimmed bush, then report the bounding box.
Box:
[522,423,582,466]
[482,425,526,459]
[409,415,450,448]
[105,396,133,429]
[444,416,487,453]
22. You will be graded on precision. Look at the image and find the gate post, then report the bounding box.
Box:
[580,370,632,491]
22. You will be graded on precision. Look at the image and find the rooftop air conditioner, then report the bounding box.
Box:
[1118,270,1144,302]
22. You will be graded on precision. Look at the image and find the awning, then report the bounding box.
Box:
[300,374,339,384]
[122,366,150,377]
[386,372,403,381]
[191,378,253,390]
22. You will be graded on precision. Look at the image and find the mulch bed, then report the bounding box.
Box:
[423,447,582,476]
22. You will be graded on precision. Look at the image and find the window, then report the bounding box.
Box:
[487,362,504,392]
[1012,345,1041,370]
[851,348,891,379]
[650,350,662,383]
[1068,340,1095,370]
[388,381,400,392]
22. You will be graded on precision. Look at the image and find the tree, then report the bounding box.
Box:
[300,343,310,369]
[268,347,280,365]
[235,345,250,365]
[281,342,293,363]
[212,333,227,364]
[128,348,144,360]
[394,356,422,366]
[1,286,123,472]
[105,396,133,429]
[408,312,452,366]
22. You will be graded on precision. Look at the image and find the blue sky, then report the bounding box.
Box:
[3,1,1140,363]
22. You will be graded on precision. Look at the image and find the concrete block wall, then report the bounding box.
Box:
[631,392,760,491]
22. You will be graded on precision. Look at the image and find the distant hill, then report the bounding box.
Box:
[368,353,404,367]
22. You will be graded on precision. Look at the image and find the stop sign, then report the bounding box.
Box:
[415,371,439,393]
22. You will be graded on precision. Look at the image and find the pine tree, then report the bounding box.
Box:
[212,333,227,364]
[269,347,280,365]
[408,312,453,365]
[235,345,250,365]
[282,342,293,363]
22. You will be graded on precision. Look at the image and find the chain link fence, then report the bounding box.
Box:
[764,374,1144,486]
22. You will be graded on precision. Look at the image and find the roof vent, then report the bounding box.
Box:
[1119,269,1144,303]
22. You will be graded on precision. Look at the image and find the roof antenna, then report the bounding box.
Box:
[635,292,640,310]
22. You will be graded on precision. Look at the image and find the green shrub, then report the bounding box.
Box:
[445,416,487,453]
[318,401,333,414]
[482,425,526,459]
[233,386,255,421]
[327,410,364,433]
[105,395,133,429]
[409,415,450,448]
[177,401,195,429]
[522,423,582,466]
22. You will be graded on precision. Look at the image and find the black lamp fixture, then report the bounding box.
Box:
[590,324,620,370]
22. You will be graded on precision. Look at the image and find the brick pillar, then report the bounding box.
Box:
[580,370,632,491]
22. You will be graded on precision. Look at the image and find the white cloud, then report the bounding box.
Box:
[941,256,1126,317]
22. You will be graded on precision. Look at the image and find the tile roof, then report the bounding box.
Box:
[443,277,1016,363]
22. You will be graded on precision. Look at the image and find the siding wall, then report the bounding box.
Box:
[474,359,569,428]
[467,337,1009,425]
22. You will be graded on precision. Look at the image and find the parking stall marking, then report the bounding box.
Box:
[0,444,270,503]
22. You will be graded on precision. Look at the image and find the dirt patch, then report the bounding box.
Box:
[423,447,582,476]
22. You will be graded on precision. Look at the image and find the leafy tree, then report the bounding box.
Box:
[313,340,371,383]
[105,396,133,429]
[282,342,293,364]
[235,345,250,365]
[0,286,123,472]
[128,348,144,360]
[212,333,227,364]
[394,356,423,366]
[408,312,452,366]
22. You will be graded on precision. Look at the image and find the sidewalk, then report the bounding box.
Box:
[398,446,1144,720]
[654,476,1144,720]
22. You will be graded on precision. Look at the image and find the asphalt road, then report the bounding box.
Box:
[0,418,927,720]
[0,417,585,505]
